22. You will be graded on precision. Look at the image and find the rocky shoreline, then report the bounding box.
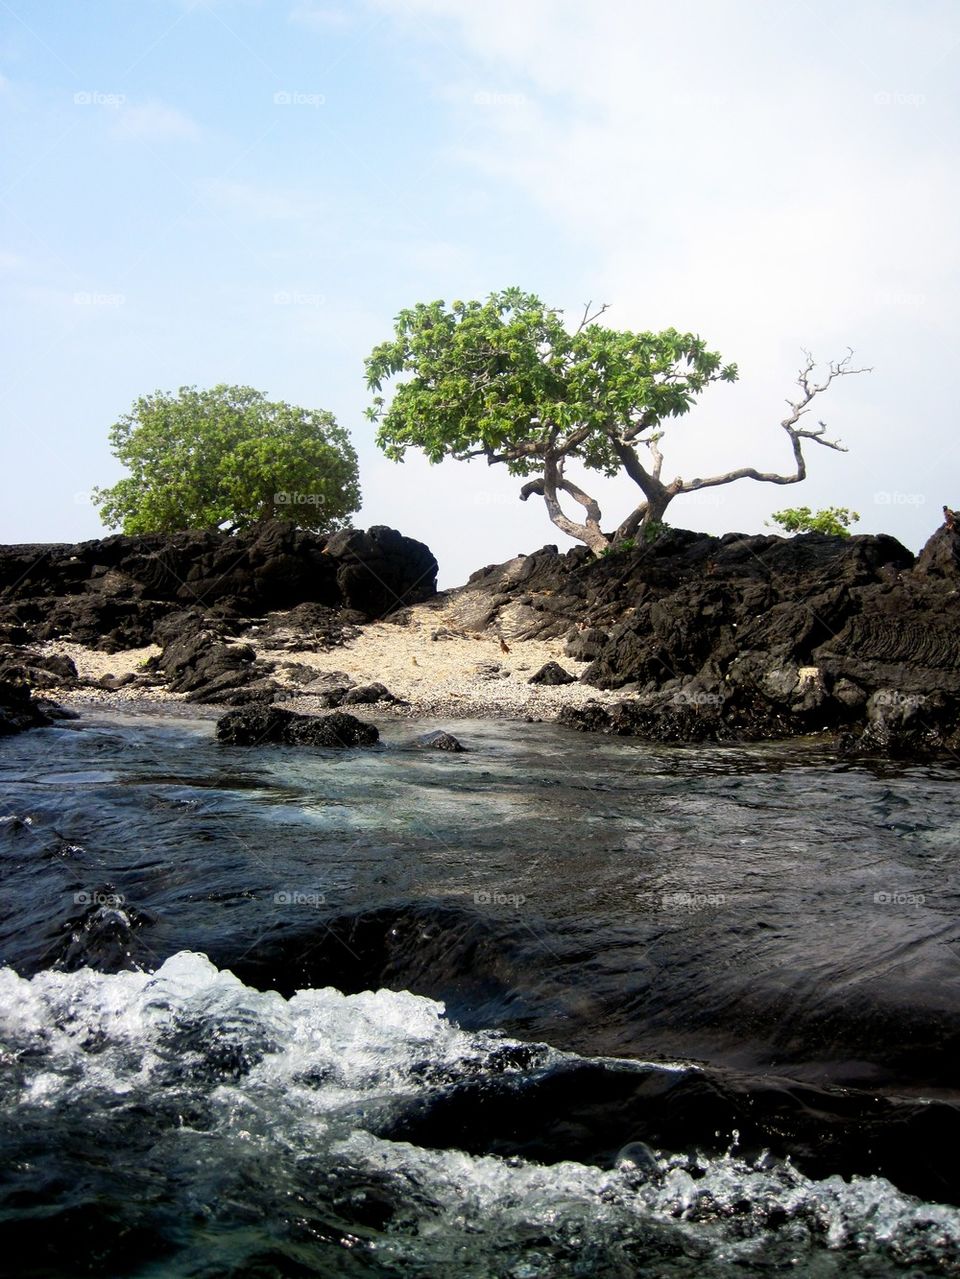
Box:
[2,518,959,756]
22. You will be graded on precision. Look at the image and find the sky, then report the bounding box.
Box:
[1,0,957,587]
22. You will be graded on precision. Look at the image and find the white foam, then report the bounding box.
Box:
[2,951,959,1269]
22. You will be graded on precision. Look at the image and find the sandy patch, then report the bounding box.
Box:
[38,601,617,721]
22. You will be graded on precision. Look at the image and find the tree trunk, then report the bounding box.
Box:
[522,456,611,554]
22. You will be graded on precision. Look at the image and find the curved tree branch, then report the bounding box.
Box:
[669,351,870,497]
[521,454,608,552]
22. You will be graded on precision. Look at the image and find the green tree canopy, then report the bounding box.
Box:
[93,384,360,535]
[366,288,866,553]
[768,506,860,537]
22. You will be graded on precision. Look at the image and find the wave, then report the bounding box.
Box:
[1,952,959,1277]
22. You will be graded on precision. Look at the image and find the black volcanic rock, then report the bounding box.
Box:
[216,705,379,748]
[0,648,78,691]
[528,661,576,686]
[0,522,437,707]
[0,678,54,736]
[445,520,960,754]
[914,523,960,581]
[325,526,438,617]
[0,522,438,652]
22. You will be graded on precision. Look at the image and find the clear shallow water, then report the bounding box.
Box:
[1,707,960,1276]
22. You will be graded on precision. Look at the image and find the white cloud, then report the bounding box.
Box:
[112,100,201,141]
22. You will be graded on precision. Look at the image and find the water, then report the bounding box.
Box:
[1,707,960,1276]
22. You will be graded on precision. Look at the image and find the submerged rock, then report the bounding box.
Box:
[416,730,467,752]
[215,704,379,748]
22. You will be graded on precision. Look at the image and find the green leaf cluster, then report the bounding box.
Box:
[364,288,737,477]
[93,384,360,535]
[768,506,860,537]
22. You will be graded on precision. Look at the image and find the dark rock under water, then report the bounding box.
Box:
[1,706,959,1276]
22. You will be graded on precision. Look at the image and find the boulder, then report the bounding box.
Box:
[325,525,438,618]
[215,705,379,748]
[914,523,960,581]
[528,661,576,686]
[341,682,405,706]
[0,648,78,691]
[96,673,137,691]
[0,678,53,736]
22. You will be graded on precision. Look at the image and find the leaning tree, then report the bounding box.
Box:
[365,287,868,554]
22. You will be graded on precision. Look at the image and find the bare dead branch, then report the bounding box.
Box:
[574,300,610,334]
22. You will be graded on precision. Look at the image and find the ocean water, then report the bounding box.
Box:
[1,707,959,1277]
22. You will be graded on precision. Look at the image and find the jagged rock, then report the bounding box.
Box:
[324,525,438,618]
[914,523,960,581]
[150,612,281,704]
[0,648,78,690]
[437,523,960,752]
[0,678,54,735]
[564,626,609,662]
[215,704,379,748]
[0,522,438,653]
[416,730,467,752]
[528,661,576,686]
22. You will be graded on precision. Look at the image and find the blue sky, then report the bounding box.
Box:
[1,0,958,585]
